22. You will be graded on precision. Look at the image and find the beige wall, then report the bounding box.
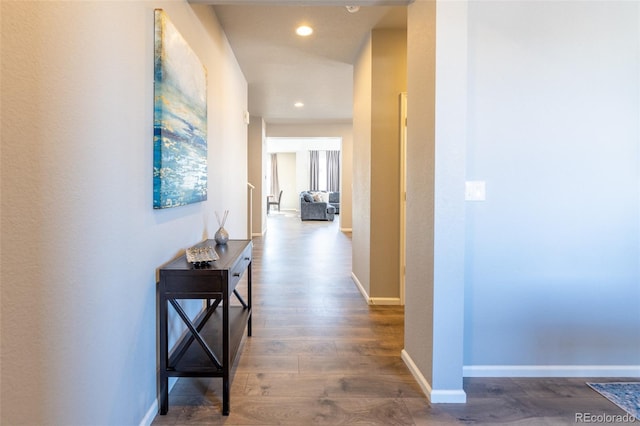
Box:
[248,116,266,235]
[352,36,373,296]
[1,1,248,424]
[266,123,353,231]
[352,29,407,303]
[275,152,298,210]
[404,0,437,389]
[370,29,407,299]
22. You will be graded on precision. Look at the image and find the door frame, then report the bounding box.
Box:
[399,92,407,305]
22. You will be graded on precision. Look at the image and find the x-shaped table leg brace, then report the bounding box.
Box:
[168,298,222,370]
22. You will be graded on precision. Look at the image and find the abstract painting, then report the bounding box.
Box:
[153,9,207,209]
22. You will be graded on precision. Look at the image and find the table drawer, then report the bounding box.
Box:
[162,272,224,294]
[229,245,251,288]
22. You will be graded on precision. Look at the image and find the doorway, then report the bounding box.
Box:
[265,137,343,221]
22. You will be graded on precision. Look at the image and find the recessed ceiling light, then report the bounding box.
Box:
[296,25,313,37]
[294,102,304,108]
[346,6,360,13]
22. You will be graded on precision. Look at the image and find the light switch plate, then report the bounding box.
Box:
[465,181,486,201]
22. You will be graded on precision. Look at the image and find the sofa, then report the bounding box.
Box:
[300,191,336,221]
[328,192,340,214]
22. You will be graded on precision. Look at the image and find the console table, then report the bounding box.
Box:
[157,239,252,416]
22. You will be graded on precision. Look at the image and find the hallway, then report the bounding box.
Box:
[153,214,422,424]
[152,214,630,425]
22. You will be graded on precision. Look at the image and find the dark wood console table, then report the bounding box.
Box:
[158,239,252,416]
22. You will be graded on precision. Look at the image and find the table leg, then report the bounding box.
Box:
[248,261,252,337]
[159,295,169,415]
[159,376,169,415]
[222,377,230,415]
[223,293,230,415]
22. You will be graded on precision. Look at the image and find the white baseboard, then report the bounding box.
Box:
[252,227,266,238]
[139,400,157,426]
[370,297,402,305]
[139,378,177,426]
[463,365,640,377]
[430,389,468,403]
[401,349,431,398]
[401,350,467,403]
[351,272,369,303]
[350,273,402,305]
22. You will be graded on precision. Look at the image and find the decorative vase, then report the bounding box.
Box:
[214,226,229,245]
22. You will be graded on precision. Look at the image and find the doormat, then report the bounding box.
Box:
[587,382,640,420]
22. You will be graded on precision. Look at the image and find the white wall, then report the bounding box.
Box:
[404,0,640,403]
[273,152,298,210]
[1,2,248,424]
[296,151,310,200]
[463,0,640,372]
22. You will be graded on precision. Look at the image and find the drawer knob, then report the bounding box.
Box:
[233,272,241,277]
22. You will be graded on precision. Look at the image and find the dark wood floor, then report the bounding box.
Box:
[152,213,630,425]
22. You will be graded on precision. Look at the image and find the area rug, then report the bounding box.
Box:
[587,382,640,420]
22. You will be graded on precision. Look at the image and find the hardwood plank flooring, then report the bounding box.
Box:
[152,213,631,425]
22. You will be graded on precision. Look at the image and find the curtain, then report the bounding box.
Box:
[270,153,280,198]
[309,150,319,191]
[326,150,340,192]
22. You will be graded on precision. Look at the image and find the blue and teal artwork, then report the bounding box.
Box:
[153,9,207,209]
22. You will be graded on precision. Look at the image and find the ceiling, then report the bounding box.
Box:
[190,1,408,124]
